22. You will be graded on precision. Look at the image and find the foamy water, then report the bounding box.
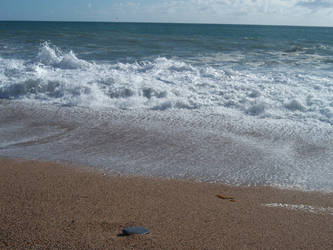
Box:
[1,42,333,126]
[0,22,333,192]
[263,203,333,216]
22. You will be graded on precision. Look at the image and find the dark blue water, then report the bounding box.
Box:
[1,21,332,63]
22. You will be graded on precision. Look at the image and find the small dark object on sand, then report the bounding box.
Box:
[122,226,150,235]
[217,194,236,202]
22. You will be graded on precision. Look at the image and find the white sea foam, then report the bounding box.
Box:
[263,203,333,216]
[0,42,333,127]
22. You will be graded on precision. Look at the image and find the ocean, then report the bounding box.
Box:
[0,21,332,192]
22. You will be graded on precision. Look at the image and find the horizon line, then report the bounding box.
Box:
[0,19,332,29]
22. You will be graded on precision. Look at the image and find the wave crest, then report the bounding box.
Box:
[37,42,90,69]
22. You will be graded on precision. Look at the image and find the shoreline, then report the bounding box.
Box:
[1,157,332,249]
[1,100,332,193]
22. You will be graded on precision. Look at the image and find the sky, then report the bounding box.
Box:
[1,0,333,27]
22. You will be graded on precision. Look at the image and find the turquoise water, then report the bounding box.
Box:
[0,22,333,192]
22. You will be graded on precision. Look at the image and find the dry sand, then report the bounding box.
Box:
[0,157,332,249]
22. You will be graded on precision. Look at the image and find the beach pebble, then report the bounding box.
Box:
[122,226,150,235]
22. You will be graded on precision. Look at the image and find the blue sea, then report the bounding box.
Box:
[0,21,332,192]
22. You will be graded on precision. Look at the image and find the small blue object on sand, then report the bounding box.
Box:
[122,226,150,235]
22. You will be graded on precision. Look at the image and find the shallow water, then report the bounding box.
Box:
[1,101,332,192]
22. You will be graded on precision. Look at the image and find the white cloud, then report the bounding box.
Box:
[296,0,333,9]
[84,0,333,26]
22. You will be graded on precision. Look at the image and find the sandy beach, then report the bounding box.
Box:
[0,157,332,249]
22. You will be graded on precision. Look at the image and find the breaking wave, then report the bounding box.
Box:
[1,42,333,125]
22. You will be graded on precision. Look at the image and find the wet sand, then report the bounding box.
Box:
[0,157,332,249]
